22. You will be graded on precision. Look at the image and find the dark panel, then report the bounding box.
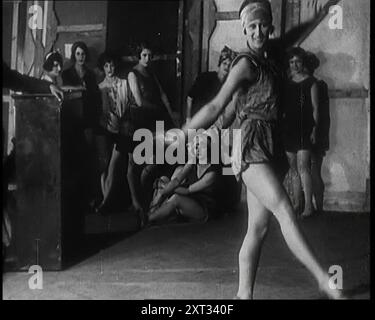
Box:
[13,94,85,270]
[2,1,13,66]
[54,0,107,25]
[53,1,108,71]
[2,101,10,158]
[106,1,181,111]
[106,1,179,55]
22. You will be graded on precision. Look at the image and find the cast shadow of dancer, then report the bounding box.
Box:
[304,52,330,212]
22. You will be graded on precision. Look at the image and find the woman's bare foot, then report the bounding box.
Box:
[234,295,252,300]
[300,207,314,219]
[235,291,253,300]
[319,277,347,299]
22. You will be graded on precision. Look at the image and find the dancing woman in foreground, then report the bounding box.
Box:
[182,0,344,299]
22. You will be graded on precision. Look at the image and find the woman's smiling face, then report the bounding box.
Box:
[245,18,272,52]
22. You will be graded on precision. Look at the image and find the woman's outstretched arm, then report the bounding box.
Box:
[183,57,256,132]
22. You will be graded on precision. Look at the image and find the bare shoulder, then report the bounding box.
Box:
[127,71,136,79]
[127,71,138,84]
[98,81,107,89]
[229,55,258,83]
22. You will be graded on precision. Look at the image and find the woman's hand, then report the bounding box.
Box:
[152,190,168,208]
[162,129,185,148]
[61,85,86,93]
[49,84,64,102]
[174,187,190,196]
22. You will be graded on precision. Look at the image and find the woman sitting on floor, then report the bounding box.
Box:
[145,134,221,226]
[146,135,221,224]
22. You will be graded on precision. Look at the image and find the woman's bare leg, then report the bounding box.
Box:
[286,151,303,214]
[148,194,206,223]
[100,146,125,207]
[297,150,313,217]
[241,163,343,299]
[311,153,324,211]
[236,189,271,299]
[127,154,145,212]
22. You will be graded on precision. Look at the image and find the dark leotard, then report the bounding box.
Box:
[282,76,317,152]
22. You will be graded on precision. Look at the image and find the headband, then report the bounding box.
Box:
[240,2,272,29]
[44,49,61,62]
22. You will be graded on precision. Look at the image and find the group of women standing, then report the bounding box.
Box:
[41,41,176,215]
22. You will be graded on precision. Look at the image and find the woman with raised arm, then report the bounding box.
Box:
[182,0,344,299]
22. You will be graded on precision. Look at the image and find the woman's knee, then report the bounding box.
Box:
[297,151,311,174]
[250,221,269,239]
[298,161,311,176]
[168,194,180,208]
[171,166,184,179]
[272,199,297,227]
[289,167,300,178]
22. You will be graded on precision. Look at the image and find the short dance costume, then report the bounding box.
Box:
[116,68,172,153]
[231,50,287,179]
[98,76,129,143]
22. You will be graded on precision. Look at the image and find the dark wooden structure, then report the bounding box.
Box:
[12,92,85,270]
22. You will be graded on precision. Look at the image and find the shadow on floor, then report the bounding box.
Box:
[62,229,139,270]
[60,210,142,270]
[345,283,371,298]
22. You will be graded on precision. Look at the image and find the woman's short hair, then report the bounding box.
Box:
[70,41,90,63]
[43,51,63,71]
[97,51,119,71]
[134,42,153,59]
[286,47,307,65]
